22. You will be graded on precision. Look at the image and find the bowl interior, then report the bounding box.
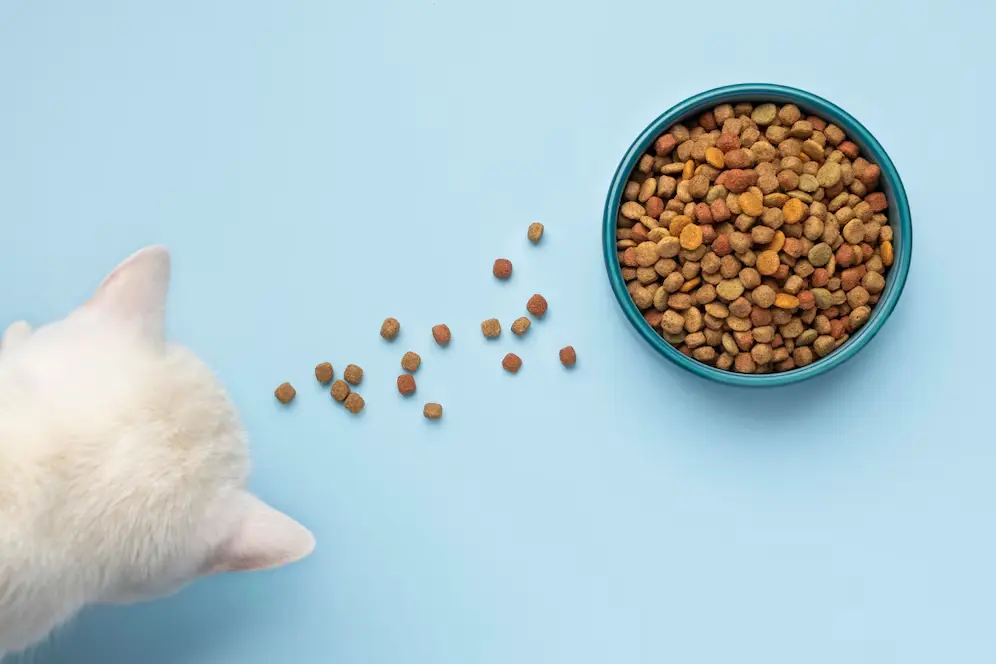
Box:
[604,83,911,386]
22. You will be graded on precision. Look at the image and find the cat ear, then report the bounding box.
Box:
[209,493,315,574]
[85,246,171,342]
[1,320,32,355]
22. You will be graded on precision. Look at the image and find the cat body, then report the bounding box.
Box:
[0,247,314,656]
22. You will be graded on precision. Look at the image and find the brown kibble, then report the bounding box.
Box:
[527,294,548,318]
[315,362,334,384]
[343,392,365,414]
[330,379,350,403]
[380,318,400,340]
[481,318,501,338]
[432,324,451,346]
[401,351,421,373]
[865,192,888,212]
[423,402,443,420]
[397,374,416,396]
[344,364,363,385]
[559,346,577,367]
[274,382,296,404]
[511,317,531,336]
[528,222,545,243]
[502,353,523,374]
[493,258,513,279]
[654,133,677,156]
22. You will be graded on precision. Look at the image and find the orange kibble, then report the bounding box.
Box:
[774,293,800,309]
[881,240,894,266]
[679,277,701,293]
[705,146,725,169]
[679,224,703,250]
[682,159,695,181]
[756,250,781,276]
[738,192,763,217]
[669,215,693,237]
[766,230,785,253]
[783,198,806,223]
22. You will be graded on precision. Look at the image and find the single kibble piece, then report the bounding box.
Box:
[343,364,363,385]
[502,353,523,374]
[343,392,365,414]
[481,318,501,338]
[330,379,350,403]
[274,382,296,404]
[432,324,451,346]
[615,102,894,374]
[423,402,443,419]
[527,222,544,243]
[401,351,421,373]
[527,294,548,318]
[397,374,416,396]
[559,345,577,367]
[511,316,531,336]
[314,362,334,384]
[380,317,400,340]
[493,258,513,280]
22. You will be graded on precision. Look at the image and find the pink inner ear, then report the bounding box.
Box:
[86,246,171,341]
[210,493,316,574]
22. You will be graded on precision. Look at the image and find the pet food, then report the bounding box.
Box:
[344,364,363,385]
[274,382,296,404]
[401,351,421,372]
[314,362,334,384]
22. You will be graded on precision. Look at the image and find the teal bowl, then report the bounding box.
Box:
[603,83,912,386]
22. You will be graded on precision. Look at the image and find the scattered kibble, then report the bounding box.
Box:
[526,294,548,318]
[511,316,531,336]
[397,374,416,396]
[502,353,522,373]
[423,402,443,419]
[481,318,501,338]
[343,392,365,414]
[330,380,350,402]
[528,222,544,243]
[493,258,513,280]
[343,364,363,385]
[432,324,451,346]
[274,382,296,404]
[380,317,400,340]
[401,351,421,373]
[617,102,894,374]
[314,362,334,384]
[559,346,577,367]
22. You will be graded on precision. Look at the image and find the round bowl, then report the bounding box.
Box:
[603,83,912,386]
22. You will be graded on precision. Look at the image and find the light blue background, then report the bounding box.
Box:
[2,1,993,662]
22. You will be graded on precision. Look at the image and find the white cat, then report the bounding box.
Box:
[0,246,315,657]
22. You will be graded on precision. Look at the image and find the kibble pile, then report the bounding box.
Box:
[616,102,894,374]
[273,222,577,420]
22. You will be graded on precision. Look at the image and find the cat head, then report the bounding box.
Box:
[0,246,314,608]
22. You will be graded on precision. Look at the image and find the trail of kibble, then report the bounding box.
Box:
[618,101,893,374]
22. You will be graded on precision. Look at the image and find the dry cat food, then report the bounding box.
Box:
[397,374,416,396]
[481,318,501,338]
[528,222,544,243]
[401,351,421,372]
[502,353,522,373]
[526,294,548,318]
[432,324,451,346]
[493,258,513,280]
[330,379,350,402]
[380,318,400,340]
[315,362,334,384]
[511,316,531,335]
[344,392,365,414]
[274,382,296,404]
[616,101,893,374]
[559,346,577,367]
[423,402,443,419]
[344,364,364,385]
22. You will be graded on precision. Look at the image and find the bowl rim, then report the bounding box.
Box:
[602,82,912,386]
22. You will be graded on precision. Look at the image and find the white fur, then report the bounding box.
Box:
[0,247,314,656]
